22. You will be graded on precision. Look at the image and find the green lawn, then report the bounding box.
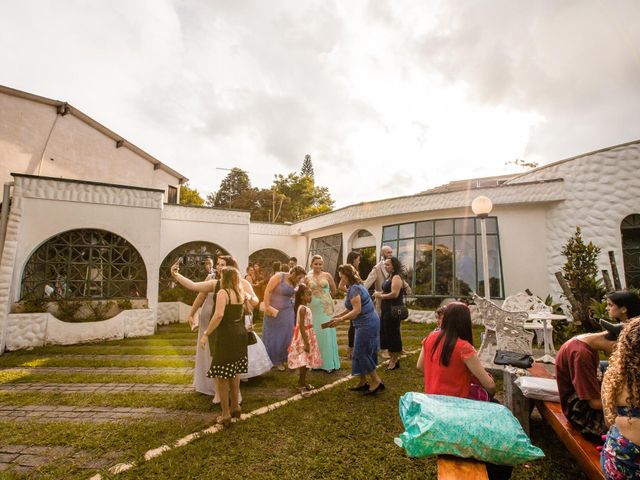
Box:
[0,321,585,479]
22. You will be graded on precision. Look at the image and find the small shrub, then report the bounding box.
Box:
[117,299,133,311]
[86,301,115,322]
[21,294,48,313]
[55,299,82,322]
[159,287,197,305]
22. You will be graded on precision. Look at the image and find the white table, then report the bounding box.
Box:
[527,312,566,364]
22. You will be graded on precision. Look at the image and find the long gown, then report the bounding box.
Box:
[262,273,296,365]
[308,274,340,372]
[194,275,216,395]
[238,314,273,379]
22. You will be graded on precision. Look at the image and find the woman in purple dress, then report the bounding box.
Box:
[262,266,306,370]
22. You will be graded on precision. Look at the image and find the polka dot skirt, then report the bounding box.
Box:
[207,355,249,379]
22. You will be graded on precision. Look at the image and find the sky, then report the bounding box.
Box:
[1,0,639,208]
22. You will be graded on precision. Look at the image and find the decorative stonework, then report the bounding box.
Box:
[294,180,565,233]
[162,204,249,225]
[4,309,156,351]
[507,142,640,300]
[13,175,163,209]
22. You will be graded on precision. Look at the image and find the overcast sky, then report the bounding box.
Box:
[2,0,639,207]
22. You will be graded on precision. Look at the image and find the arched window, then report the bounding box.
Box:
[21,229,147,300]
[249,249,289,276]
[158,241,229,294]
[621,214,640,289]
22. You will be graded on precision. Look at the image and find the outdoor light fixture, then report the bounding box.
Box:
[472,195,493,300]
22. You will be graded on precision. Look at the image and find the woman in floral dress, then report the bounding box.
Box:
[306,255,340,372]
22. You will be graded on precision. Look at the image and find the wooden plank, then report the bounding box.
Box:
[437,456,488,480]
[537,401,605,480]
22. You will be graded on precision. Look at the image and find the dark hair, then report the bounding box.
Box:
[607,290,640,319]
[288,265,307,279]
[281,264,290,272]
[272,261,281,273]
[337,264,362,286]
[346,251,361,266]
[294,284,310,320]
[289,257,297,263]
[386,256,402,277]
[219,255,238,269]
[430,302,473,367]
[220,267,241,301]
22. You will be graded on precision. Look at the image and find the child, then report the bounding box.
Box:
[288,284,322,396]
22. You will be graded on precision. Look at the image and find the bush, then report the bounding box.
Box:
[21,294,48,313]
[55,299,82,322]
[159,287,197,305]
[117,299,133,311]
[86,301,114,322]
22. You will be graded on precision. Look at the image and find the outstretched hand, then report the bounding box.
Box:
[171,260,180,276]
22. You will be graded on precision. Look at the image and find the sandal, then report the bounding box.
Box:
[297,386,312,398]
[217,416,231,428]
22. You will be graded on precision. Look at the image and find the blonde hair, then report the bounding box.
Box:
[310,254,323,264]
[602,317,640,425]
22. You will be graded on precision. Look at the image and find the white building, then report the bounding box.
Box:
[1,85,639,353]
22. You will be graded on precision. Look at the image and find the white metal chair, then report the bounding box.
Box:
[502,292,552,347]
[473,293,534,368]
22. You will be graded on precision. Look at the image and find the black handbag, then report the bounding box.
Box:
[493,350,533,369]
[390,304,409,321]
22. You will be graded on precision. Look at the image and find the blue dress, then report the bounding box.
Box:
[346,284,380,376]
[262,273,296,365]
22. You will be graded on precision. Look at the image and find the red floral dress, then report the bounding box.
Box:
[288,306,322,369]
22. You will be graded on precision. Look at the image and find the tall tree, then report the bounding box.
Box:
[208,168,254,209]
[301,154,314,178]
[273,172,333,221]
[179,183,205,206]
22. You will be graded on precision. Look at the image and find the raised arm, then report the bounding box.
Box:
[170,261,216,293]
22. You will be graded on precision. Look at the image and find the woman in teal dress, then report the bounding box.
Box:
[306,255,340,372]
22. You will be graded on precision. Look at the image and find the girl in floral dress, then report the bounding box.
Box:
[288,284,322,396]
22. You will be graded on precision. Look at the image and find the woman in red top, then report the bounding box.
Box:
[416,302,495,398]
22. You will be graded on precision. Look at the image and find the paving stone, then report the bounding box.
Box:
[0,453,18,462]
[14,454,49,467]
[21,446,51,455]
[0,463,10,471]
[46,446,75,458]
[0,445,28,454]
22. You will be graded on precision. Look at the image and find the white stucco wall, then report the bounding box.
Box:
[161,205,251,272]
[0,89,182,196]
[249,222,306,265]
[508,141,640,297]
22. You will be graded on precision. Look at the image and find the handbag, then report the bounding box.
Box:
[493,350,533,369]
[390,304,409,321]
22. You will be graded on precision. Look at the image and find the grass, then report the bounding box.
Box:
[0,320,585,479]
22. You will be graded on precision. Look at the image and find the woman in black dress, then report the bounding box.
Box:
[374,256,405,370]
[199,266,249,427]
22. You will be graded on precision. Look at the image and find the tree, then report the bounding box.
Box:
[208,168,254,209]
[560,226,605,331]
[179,183,204,206]
[301,154,314,178]
[272,172,334,221]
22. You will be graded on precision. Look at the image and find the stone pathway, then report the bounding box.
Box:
[0,405,209,423]
[25,354,194,360]
[0,383,193,393]
[0,445,125,472]
[1,367,193,375]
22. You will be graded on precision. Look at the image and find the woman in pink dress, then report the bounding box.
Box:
[288,284,322,396]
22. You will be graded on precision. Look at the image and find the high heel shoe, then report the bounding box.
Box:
[217,416,231,428]
[363,382,385,396]
[349,383,369,392]
[387,360,400,371]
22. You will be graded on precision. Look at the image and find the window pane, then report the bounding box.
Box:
[434,236,453,295]
[475,217,498,234]
[435,219,453,236]
[307,233,343,278]
[455,235,476,296]
[397,239,415,288]
[455,218,475,235]
[415,238,433,295]
[476,235,502,298]
[383,225,398,241]
[416,221,433,237]
[382,240,397,256]
[399,223,415,239]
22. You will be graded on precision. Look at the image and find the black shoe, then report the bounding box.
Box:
[387,360,400,371]
[364,382,385,395]
[349,383,369,392]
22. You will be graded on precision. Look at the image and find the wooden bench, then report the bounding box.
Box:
[437,455,488,479]
[525,363,605,480]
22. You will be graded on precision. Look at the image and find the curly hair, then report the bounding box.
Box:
[337,264,362,286]
[602,317,640,425]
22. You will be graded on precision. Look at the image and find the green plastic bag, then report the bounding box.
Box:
[394,392,544,466]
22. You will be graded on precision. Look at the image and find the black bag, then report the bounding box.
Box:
[247,331,258,345]
[390,304,409,321]
[493,350,533,369]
